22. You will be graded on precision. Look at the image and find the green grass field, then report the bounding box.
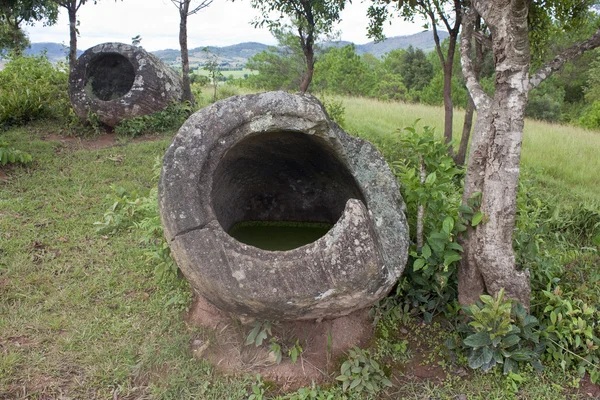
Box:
[194,68,256,79]
[1,93,599,398]
[341,96,600,201]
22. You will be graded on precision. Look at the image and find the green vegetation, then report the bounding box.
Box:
[0,54,72,129]
[1,49,600,398]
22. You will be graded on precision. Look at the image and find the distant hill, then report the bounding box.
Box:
[324,31,450,58]
[24,42,83,63]
[18,31,447,69]
[154,42,270,69]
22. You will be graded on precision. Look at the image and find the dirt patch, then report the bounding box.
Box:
[579,374,600,398]
[0,169,8,183]
[186,294,374,391]
[42,132,166,153]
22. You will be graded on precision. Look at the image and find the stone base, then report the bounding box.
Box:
[185,294,374,390]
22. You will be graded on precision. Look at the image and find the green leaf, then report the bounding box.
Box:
[504,358,517,375]
[443,252,462,267]
[442,216,454,234]
[421,243,432,259]
[464,332,492,348]
[447,242,464,252]
[472,211,484,226]
[502,334,521,348]
[413,258,426,271]
[336,375,348,382]
[469,349,486,369]
[349,378,361,390]
[425,171,437,185]
[381,378,393,387]
[341,360,352,375]
[245,325,261,346]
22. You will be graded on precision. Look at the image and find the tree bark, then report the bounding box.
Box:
[459,2,531,308]
[442,36,456,152]
[67,2,77,72]
[179,4,194,103]
[456,95,474,167]
[299,47,314,93]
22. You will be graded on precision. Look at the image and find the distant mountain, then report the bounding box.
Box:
[19,31,447,69]
[324,31,450,58]
[24,42,83,63]
[154,42,270,69]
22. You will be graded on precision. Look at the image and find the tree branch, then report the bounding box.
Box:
[432,0,452,34]
[188,0,213,15]
[420,1,446,66]
[460,6,490,110]
[529,26,600,90]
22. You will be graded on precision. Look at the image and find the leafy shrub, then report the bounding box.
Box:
[454,289,544,374]
[336,347,392,395]
[390,123,464,321]
[578,100,600,130]
[535,285,600,383]
[318,95,346,127]
[0,141,32,166]
[114,101,193,137]
[0,54,72,128]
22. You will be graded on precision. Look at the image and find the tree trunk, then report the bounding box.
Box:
[456,95,474,167]
[458,1,531,308]
[68,3,77,72]
[179,8,194,104]
[455,15,483,168]
[299,46,314,93]
[442,36,457,153]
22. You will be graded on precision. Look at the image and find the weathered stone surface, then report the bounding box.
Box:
[69,42,183,127]
[159,91,409,320]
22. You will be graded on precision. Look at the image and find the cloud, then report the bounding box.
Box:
[25,0,426,51]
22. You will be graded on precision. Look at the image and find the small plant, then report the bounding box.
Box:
[538,285,600,383]
[336,346,392,395]
[245,320,274,347]
[288,339,303,364]
[319,94,346,127]
[455,289,544,374]
[248,374,266,400]
[94,158,180,282]
[0,141,32,166]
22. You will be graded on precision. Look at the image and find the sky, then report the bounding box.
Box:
[24,0,428,52]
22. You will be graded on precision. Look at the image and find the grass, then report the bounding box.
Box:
[342,96,600,201]
[0,93,599,398]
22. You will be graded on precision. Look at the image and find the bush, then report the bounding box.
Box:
[114,102,193,137]
[579,101,600,130]
[0,54,72,129]
[526,79,565,122]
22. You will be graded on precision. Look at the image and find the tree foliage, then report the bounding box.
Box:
[247,0,347,92]
[0,0,58,53]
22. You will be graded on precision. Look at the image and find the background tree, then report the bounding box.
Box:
[248,0,347,93]
[458,0,600,308]
[245,27,308,91]
[368,0,464,161]
[171,0,213,104]
[0,0,58,55]
[51,0,121,71]
[314,44,377,95]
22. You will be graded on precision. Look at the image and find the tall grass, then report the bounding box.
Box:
[342,96,600,201]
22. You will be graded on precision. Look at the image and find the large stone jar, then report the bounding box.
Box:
[159,91,409,320]
[69,42,183,127]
